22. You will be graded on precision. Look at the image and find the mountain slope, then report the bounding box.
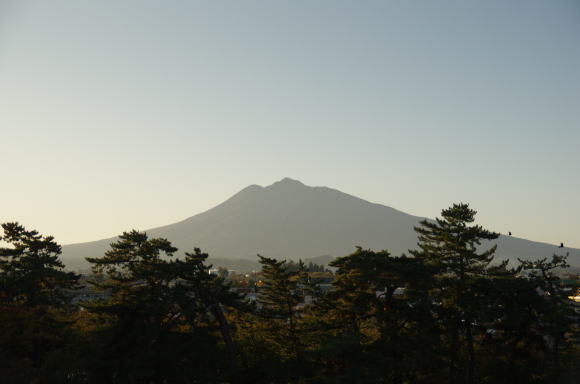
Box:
[61,178,580,270]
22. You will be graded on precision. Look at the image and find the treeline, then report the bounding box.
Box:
[0,204,578,383]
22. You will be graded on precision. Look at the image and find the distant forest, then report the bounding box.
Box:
[0,203,578,383]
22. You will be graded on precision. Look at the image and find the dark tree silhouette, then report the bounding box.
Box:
[410,203,500,384]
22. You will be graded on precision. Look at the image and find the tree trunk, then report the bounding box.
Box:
[449,317,461,383]
[209,302,240,384]
[465,317,475,384]
[552,337,560,384]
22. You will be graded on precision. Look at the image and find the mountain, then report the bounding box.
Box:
[61,178,580,271]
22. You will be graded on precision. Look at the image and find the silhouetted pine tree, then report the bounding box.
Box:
[518,254,577,384]
[256,255,305,359]
[0,222,79,382]
[410,203,499,384]
[86,230,242,384]
[326,248,442,384]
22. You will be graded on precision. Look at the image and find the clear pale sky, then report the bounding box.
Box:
[1,0,579,247]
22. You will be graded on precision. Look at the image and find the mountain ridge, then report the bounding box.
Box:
[61,178,580,270]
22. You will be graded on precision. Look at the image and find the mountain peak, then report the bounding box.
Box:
[269,177,306,188]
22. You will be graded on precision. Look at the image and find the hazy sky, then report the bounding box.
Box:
[1,0,579,248]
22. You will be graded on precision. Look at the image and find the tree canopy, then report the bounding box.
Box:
[0,203,578,383]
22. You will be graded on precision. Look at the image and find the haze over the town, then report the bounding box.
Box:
[1,0,579,248]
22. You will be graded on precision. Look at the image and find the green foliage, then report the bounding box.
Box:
[255,255,307,360]
[84,231,243,383]
[0,222,80,383]
[410,203,501,384]
[286,260,329,273]
[0,222,79,307]
[518,254,578,383]
[323,248,443,383]
[1,208,579,383]
[411,203,500,277]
